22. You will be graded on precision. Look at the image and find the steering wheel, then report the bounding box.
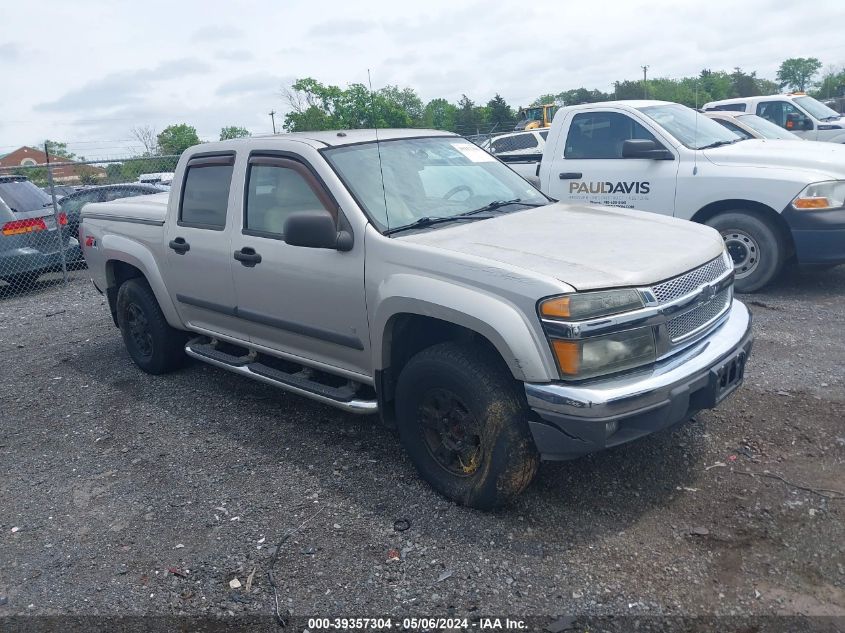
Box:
[443,185,474,201]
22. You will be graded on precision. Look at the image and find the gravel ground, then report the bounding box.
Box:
[0,266,843,630]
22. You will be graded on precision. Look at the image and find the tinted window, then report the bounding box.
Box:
[179,164,233,228]
[565,112,659,159]
[245,165,328,235]
[708,103,747,112]
[539,130,549,140]
[0,180,53,213]
[60,191,99,215]
[491,133,539,153]
[713,119,754,139]
[756,101,808,129]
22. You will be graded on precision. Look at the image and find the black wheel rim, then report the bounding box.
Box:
[418,388,484,477]
[125,303,153,358]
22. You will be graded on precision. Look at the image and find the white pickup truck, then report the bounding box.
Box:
[508,100,845,292]
[80,130,752,508]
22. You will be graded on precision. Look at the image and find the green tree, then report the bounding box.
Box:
[813,66,845,99]
[42,140,76,161]
[76,166,100,185]
[422,98,457,131]
[486,94,514,129]
[157,124,200,155]
[219,126,251,140]
[776,57,822,92]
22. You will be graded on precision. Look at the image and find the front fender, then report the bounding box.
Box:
[101,233,183,329]
[372,274,558,383]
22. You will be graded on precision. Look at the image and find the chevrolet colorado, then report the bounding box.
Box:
[80,130,752,508]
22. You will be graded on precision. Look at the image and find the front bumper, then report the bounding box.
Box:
[783,207,845,265]
[524,300,753,460]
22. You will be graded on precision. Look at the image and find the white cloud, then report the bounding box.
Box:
[1,0,842,158]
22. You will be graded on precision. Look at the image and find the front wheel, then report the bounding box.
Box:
[394,342,539,509]
[116,278,186,374]
[706,211,785,293]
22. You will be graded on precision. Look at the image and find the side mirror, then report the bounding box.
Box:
[621,139,673,160]
[283,211,353,251]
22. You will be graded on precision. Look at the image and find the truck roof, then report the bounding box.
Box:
[564,100,671,110]
[200,128,457,153]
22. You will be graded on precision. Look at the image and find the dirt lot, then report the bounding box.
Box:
[0,266,843,630]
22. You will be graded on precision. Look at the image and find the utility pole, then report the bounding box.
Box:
[642,65,649,99]
[269,110,277,134]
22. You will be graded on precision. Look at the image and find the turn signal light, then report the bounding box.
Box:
[793,197,830,209]
[2,217,48,236]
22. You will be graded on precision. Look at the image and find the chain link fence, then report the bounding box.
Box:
[0,155,177,299]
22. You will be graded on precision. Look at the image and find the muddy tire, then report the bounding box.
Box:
[116,278,186,374]
[706,211,785,293]
[394,342,539,509]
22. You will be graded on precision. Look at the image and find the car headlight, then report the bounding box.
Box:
[791,181,845,210]
[550,327,656,380]
[539,289,655,379]
[539,288,644,321]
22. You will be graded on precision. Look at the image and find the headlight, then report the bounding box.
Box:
[791,181,845,210]
[539,289,644,321]
[550,327,656,380]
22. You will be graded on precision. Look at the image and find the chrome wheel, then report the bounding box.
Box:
[722,229,760,280]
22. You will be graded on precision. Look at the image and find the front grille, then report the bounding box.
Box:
[651,256,730,304]
[666,288,731,341]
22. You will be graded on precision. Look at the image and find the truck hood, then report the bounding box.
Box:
[703,139,845,178]
[400,203,725,290]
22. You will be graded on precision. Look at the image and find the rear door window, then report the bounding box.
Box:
[178,156,235,230]
[491,133,539,153]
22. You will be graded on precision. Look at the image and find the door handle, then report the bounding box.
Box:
[559,172,582,180]
[234,247,262,267]
[168,237,190,254]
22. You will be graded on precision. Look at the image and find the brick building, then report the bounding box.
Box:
[0,146,106,182]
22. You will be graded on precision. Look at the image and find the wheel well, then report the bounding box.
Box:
[690,199,794,257]
[375,314,508,427]
[105,260,145,326]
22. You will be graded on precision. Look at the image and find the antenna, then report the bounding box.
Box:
[693,80,699,176]
[367,69,390,232]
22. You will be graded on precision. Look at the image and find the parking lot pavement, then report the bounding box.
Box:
[0,266,843,622]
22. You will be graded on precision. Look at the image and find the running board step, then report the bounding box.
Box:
[184,339,377,415]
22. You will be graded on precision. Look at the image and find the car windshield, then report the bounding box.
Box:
[0,179,53,213]
[638,103,744,149]
[323,136,549,233]
[737,114,800,140]
[794,96,841,121]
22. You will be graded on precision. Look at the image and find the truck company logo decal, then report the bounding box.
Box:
[569,181,651,195]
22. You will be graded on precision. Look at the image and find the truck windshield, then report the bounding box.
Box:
[638,104,744,150]
[736,114,800,140]
[323,136,548,233]
[793,96,841,121]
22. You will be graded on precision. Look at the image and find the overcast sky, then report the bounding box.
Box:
[1,0,843,159]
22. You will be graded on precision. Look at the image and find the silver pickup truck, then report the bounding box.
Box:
[80,129,753,509]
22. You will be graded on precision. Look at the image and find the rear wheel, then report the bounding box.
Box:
[116,278,186,374]
[706,211,785,293]
[394,342,539,509]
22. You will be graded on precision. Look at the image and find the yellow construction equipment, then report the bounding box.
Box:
[514,104,559,130]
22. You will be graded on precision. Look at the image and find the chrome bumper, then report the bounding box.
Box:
[524,300,753,459]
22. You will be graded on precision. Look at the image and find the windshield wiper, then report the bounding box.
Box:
[697,138,743,150]
[460,198,545,217]
[384,214,489,236]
